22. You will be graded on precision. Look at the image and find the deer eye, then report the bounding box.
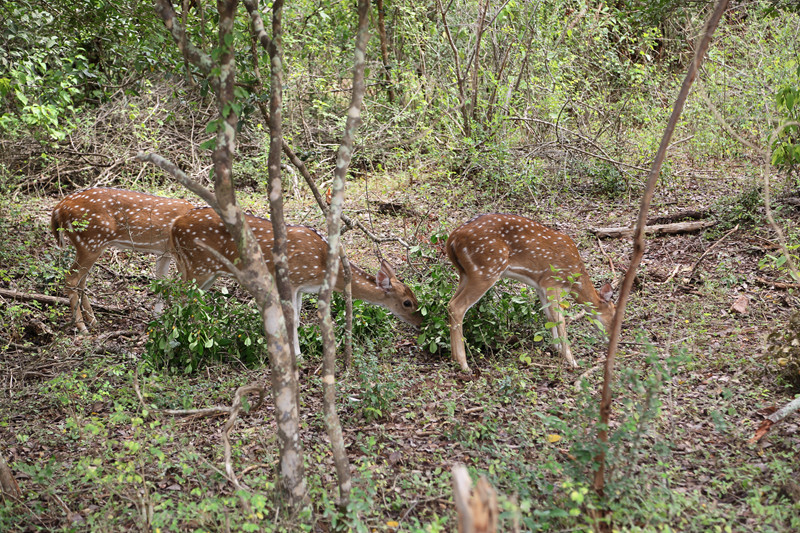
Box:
[403,300,413,308]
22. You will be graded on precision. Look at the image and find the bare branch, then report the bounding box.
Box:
[593,0,730,502]
[136,152,218,210]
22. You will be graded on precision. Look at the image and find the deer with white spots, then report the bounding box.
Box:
[446,214,615,372]
[50,187,196,333]
[170,207,422,354]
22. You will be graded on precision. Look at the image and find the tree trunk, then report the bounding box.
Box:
[375,0,395,103]
[317,0,372,508]
[592,2,729,526]
[151,0,308,508]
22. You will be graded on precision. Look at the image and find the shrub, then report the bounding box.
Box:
[413,262,546,365]
[144,280,267,373]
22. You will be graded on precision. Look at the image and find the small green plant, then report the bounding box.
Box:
[585,162,630,197]
[771,64,800,185]
[296,293,398,358]
[144,280,267,373]
[347,352,397,423]
[413,259,561,367]
[713,185,763,231]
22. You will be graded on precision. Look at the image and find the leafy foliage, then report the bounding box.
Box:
[771,64,800,184]
[144,280,267,373]
[0,0,179,142]
[413,260,545,365]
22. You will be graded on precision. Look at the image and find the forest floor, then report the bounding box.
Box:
[1,156,799,531]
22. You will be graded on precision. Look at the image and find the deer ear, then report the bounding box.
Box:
[599,283,614,303]
[375,261,396,290]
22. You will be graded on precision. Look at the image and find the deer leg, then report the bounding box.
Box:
[536,286,577,368]
[292,289,302,357]
[448,274,497,373]
[66,248,102,333]
[153,253,172,315]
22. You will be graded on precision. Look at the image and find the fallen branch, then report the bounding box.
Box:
[749,396,800,443]
[647,208,713,225]
[591,220,716,239]
[754,276,800,290]
[0,288,123,312]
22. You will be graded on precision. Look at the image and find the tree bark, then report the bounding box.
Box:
[265,0,297,359]
[0,454,21,499]
[316,0,372,507]
[452,465,498,533]
[375,0,395,103]
[151,0,307,508]
[592,1,729,520]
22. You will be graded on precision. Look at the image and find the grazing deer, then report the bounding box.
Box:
[446,214,615,372]
[170,207,422,354]
[50,188,196,333]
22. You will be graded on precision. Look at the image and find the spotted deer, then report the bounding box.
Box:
[170,207,422,354]
[50,188,196,332]
[446,213,615,372]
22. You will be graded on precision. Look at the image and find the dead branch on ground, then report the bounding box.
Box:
[591,220,716,239]
[0,288,123,313]
[688,224,739,280]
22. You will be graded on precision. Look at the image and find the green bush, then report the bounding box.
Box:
[771,64,800,184]
[584,161,630,197]
[713,185,763,231]
[144,280,267,373]
[412,261,545,365]
[297,293,398,358]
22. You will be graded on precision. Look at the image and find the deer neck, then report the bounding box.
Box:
[342,265,383,304]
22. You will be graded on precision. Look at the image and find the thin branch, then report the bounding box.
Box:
[592,0,729,508]
[688,224,739,280]
[135,152,218,210]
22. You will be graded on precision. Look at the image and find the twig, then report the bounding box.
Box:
[754,276,800,290]
[0,288,123,312]
[689,224,739,280]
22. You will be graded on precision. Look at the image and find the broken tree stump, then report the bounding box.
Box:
[452,464,498,533]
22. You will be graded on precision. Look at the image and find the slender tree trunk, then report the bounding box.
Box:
[591,2,729,527]
[375,0,395,103]
[436,0,471,137]
[151,0,308,507]
[265,0,297,358]
[469,0,489,121]
[317,0,371,507]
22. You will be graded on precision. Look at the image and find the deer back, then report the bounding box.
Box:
[447,213,613,325]
[51,187,195,254]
